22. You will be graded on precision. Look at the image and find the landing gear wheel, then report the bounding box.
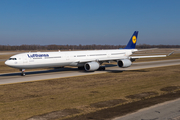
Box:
[98,66,106,71]
[20,69,26,76]
[21,72,25,76]
[78,66,85,70]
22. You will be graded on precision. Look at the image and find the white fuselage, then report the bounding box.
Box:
[5,49,137,69]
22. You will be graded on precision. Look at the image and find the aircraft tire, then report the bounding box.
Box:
[21,72,25,76]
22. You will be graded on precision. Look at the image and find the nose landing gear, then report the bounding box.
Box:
[20,69,26,76]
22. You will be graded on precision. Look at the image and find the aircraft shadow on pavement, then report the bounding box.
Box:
[0,68,78,77]
[0,64,124,77]
[106,70,124,73]
[104,64,124,73]
[78,69,124,73]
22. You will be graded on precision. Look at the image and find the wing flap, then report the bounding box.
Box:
[130,55,166,59]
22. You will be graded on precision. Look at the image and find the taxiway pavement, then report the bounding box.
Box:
[113,98,180,120]
[0,59,180,85]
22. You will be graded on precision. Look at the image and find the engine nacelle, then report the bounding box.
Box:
[117,59,132,68]
[84,62,100,71]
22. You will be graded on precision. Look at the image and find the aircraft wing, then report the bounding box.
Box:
[130,55,166,59]
[76,55,166,63]
[130,51,174,59]
[76,57,128,63]
[76,51,174,63]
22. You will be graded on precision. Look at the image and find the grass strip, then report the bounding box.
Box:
[0,65,180,120]
[64,90,180,120]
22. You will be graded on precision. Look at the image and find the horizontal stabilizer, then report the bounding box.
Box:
[168,51,174,56]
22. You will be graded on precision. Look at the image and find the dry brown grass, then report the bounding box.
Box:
[0,65,180,120]
[0,54,12,59]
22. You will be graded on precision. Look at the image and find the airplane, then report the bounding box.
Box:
[5,31,170,76]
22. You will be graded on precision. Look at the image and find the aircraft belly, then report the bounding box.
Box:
[13,62,71,69]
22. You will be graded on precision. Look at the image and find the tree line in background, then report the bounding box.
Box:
[0,44,180,51]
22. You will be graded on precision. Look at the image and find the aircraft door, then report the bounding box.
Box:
[65,53,73,61]
[66,54,69,61]
[23,55,29,64]
[107,52,110,58]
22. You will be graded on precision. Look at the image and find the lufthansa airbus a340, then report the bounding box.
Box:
[5,31,169,76]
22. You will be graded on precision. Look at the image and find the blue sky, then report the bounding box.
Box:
[0,0,180,45]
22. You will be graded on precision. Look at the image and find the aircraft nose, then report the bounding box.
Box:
[5,60,13,66]
[5,60,9,66]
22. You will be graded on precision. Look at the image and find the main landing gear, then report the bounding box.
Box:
[20,69,26,76]
[98,66,106,71]
[78,66,105,71]
[78,66,85,70]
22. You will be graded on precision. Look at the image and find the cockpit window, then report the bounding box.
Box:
[9,58,17,60]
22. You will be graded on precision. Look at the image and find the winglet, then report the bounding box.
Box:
[168,51,174,56]
[124,31,138,49]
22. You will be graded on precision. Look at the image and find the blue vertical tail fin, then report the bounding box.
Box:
[124,31,138,49]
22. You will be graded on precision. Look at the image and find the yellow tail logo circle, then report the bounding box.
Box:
[132,36,136,44]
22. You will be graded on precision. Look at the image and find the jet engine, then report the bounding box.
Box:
[117,59,132,68]
[84,61,100,71]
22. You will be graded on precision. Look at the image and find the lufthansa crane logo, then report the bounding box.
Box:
[132,36,136,44]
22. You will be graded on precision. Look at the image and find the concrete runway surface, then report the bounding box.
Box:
[0,59,180,85]
[113,98,180,120]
